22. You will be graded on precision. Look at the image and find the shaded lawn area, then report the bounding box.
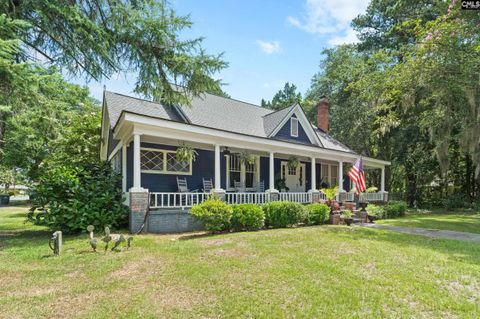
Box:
[377,210,480,234]
[1,206,479,318]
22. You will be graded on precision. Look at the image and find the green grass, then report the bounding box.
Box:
[1,206,479,318]
[377,210,480,234]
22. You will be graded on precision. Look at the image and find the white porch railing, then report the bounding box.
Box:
[279,192,312,203]
[150,192,209,209]
[148,191,385,209]
[225,192,268,205]
[360,192,384,202]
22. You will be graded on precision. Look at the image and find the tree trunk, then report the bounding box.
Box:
[405,163,417,207]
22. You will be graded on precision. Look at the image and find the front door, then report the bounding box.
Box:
[281,161,306,192]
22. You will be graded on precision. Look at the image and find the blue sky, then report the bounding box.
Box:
[72,0,369,105]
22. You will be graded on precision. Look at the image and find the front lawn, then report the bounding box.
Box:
[376,210,480,234]
[1,206,479,318]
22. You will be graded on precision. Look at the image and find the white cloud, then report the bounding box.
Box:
[328,29,360,46]
[287,0,369,45]
[256,40,281,54]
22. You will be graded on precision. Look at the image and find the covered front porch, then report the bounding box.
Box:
[110,133,389,209]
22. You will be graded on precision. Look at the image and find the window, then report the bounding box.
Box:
[140,148,192,174]
[228,154,241,189]
[111,151,121,174]
[226,154,259,190]
[330,165,338,186]
[290,117,299,137]
[321,164,330,187]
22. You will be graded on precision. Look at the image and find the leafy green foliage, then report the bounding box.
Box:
[28,163,127,233]
[340,209,353,219]
[305,203,330,225]
[2,1,227,105]
[262,201,307,228]
[261,82,302,110]
[190,198,233,232]
[367,201,407,219]
[231,204,265,231]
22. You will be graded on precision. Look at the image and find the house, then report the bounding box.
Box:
[100,90,390,233]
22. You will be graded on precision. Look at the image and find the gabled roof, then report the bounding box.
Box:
[103,90,356,154]
[262,105,295,136]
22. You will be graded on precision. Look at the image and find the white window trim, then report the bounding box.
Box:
[290,117,299,137]
[226,154,260,191]
[140,147,192,175]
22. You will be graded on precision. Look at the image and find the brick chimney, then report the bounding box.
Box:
[316,96,329,133]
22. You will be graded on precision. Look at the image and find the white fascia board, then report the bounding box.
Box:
[120,112,375,163]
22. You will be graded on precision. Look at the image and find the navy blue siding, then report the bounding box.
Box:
[273,114,312,144]
[125,142,331,192]
[107,128,119,158]
[127,142,227,192]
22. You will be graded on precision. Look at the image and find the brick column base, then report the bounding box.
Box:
[266,189,279,202]
[311,191,321,203]
[129,189,149,233]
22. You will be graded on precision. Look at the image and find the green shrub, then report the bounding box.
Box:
[190,198,232,232]
[305,203,330,225]
[28,163,128,233]
[231,204,265,231]
[263,201,307,228]
[384,201,407,218]
[341,209,353,219]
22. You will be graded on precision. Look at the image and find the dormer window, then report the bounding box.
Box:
[290,117,299,137]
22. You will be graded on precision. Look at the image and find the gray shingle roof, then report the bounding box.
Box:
[262,105,295,136]
[104,90,355,154]
[104,91,183,128]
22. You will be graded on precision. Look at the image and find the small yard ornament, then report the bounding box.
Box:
[90,226,133,252]
[49,231,62,255]
[87,225,97,252]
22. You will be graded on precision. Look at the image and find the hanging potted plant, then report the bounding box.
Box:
[240,152,256,165]
[176,143,198,162]
[287,156,299,170]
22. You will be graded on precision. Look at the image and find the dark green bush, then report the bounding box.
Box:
[384,201,407,218]
[28,163,127,233]
[262,201,307,228]
[190,198,232,232]
[305,203,330,225]
[231,204,265,231]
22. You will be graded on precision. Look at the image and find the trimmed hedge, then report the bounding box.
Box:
[305,203,330,225]
[367,201,408,219]
[231,204,265,231]
[190,198,232,232]
[262,201,307,228]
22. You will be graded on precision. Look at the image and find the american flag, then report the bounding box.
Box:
[348,157,366,193]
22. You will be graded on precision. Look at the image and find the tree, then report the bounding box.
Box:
[261,82,303,111]
[1,0,228,105]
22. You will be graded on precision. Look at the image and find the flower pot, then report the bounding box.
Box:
[344,218,353,226]
[0,194,10,205]
[359,202,368,212]
[330,213,341,225]
[367,215,376,223]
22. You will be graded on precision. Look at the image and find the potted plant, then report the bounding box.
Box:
[321,186,340,224]
[275,178,289,192]
[340,209,354,226]
[176,143,198,162]
[287,156,299,170]
[240,152,256,165]
[366,204,384,223]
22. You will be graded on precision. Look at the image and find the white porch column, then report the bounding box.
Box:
[122,142,127,192]
[338,161,344,192]
[132,133,142,190]
[214,144,222,191]
[310,157,316,191]
[381,166,385,193]
[268,151,276,192]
